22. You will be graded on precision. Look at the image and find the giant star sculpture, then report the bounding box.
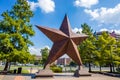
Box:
[36,15,88,69]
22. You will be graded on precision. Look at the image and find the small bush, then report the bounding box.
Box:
[50,66,62,73]
[116,68,120,72]
[21,70,29,74]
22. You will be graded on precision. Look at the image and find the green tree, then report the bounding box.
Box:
[69,61,77,67]
[78,23,96,72]
[81,23,93,35]
[0,0,34,71]
[40,47,49,65]
[28,54,36,64]
[96,32,116,72]
[114,39,120,68]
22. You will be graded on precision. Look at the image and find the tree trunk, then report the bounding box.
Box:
[110,63,113,73]
[8,62,11,71]
[4,61,9,71]
[112,63,115,72]
[100,65,102,72]
[118,65,120,68]
[70,66,72,72]
[88,62,91,72]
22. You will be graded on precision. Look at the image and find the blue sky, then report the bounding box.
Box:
[0,0,120,55]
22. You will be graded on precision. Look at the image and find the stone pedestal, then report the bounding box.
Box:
[35,69,54,77]
[74,66,91,77]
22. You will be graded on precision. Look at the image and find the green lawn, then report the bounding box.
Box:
[0,65,43,74]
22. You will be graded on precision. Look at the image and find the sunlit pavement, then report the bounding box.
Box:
[0,73,120,80]
[0,75,4,80]
[31,73,120,80]
[14,76,25,80]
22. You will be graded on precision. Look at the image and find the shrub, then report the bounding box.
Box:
[50,66,62,73]
[116,68,120,72]
[21,69,29,74]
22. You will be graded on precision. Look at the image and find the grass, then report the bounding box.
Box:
[21,69,29,74]
[0,65,42,69]
[0,65,43,74]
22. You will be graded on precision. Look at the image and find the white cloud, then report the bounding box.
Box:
[29,45,51,56]
[38,0,55,13]
[29,47,40,55]
[74,0,99,8]
[100,28,120,35]
[85,3,120,25]
[28,0,55,13]
[114,30,120,35]
[72,27,82,33]
[28,1,38,11]
[100,28,108,32]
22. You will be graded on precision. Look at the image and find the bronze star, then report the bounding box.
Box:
[36,15,88,69]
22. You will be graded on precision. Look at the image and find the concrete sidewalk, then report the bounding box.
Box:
[30,73,120,80]
[0,75,25,80]
[0,75,4,80]
[0,73,120,80]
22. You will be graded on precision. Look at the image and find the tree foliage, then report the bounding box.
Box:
[69,61,77,67]
[78,23,120,72]
[79,23,96,72]
[95,32,117,72]
[81,23,93,35]
[0,0,34,71]
[40,47,49,65]
[114,39,120,65]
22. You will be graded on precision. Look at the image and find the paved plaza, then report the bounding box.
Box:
[0,73,120,80]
